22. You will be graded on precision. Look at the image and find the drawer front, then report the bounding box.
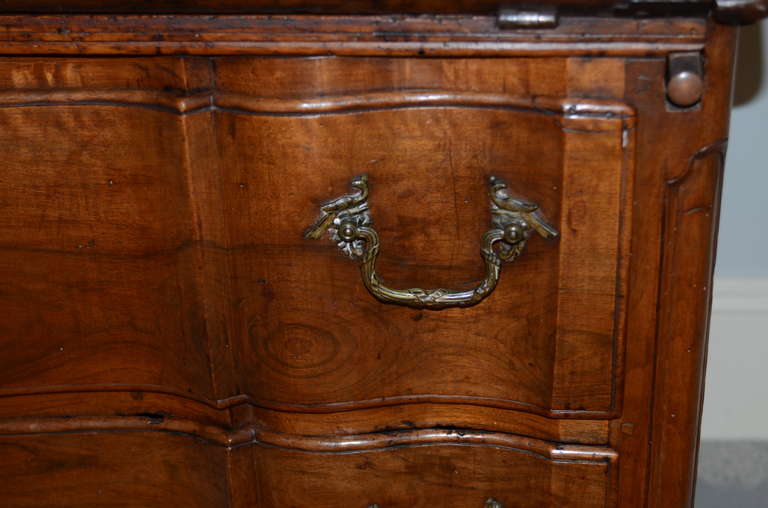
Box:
[0,56,632,420]
[226,91,632,416]
[239,436,614,508]
[0,432,226,508]
[0,428,612,508]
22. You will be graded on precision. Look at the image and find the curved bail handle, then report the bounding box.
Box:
[304,174,558,310]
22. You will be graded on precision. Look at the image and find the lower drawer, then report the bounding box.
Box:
[0,431,227,508]
[237,434,616,508]
[0,425,614,508]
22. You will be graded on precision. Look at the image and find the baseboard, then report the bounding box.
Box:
[701,276,768,441]
[696,440,768,508]
[712,276,768,314]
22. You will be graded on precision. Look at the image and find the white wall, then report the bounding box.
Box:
[701,278,768,439]
[716,20,768,278]
[700,20,768,441]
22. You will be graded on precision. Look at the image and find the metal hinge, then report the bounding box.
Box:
[497,6,559,29]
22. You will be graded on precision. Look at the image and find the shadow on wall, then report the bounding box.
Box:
[734,22,764,106]
[696,441,768,508]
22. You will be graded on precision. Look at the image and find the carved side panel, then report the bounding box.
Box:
[643,22,737,508]
[648,141,726,507]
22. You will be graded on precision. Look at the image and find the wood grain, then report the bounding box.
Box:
[237,402,611,444]
[0,15,707,56]
[646,22,737,508]
[239,441,614,508]
[0,55,631,414]
[0,0,665,14]
[649,141,726,506]
[0,432,227,508]
[0,12,743,508]
[612,21,738,508]
[611,56,669,508]
[214,95,629,415]
[0,414,615,459]
[0,104,214,398]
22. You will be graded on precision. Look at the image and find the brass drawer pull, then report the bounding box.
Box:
[305,174,557,310]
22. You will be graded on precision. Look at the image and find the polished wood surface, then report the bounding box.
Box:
[0,15,709,57]
[0,0,702,14]
[236,440,615,508]
[5,0,764,24]
[0,432,227,508]
[0,8,750,508]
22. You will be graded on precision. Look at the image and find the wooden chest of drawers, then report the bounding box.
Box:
[0,1,763,507]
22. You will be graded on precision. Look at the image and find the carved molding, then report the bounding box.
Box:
[648,139,728,508]
[0,414,617,462]
[0,89,634,119]
[0,384,617,418]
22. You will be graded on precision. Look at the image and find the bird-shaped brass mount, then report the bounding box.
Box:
[305,174,558,310]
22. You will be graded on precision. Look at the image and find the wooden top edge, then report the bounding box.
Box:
[0,2,761,24]
[0,13,709,35]
[0,14,707,56]
[715,0,768,24]
[0,0,706,16]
